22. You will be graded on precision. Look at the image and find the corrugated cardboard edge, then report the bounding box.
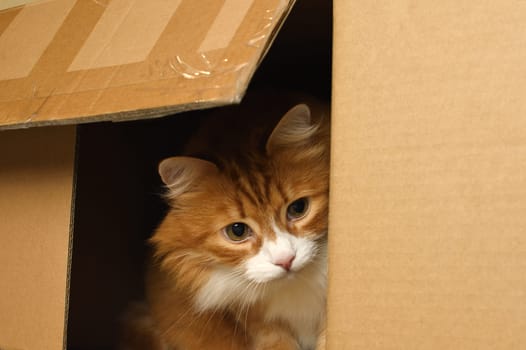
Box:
[62,126,79,350]
[0,100,230,130]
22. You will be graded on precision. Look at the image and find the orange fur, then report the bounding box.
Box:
[124,95,330,350]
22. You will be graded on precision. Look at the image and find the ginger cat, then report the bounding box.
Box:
[121,97,330,350]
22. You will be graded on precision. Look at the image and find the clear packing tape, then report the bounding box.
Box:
[0,0,295,129]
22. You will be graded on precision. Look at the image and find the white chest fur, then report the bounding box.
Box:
[262,251,327,350]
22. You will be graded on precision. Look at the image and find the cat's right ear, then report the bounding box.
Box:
[266,104,318,155]
[158,156,218,197]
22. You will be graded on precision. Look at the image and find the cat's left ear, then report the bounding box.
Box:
[159,156,218,197]
[266,104,318,155]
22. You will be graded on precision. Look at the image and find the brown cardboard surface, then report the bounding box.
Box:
[0,126,76,350]
[0,0,293,129]
[329,0,526,349]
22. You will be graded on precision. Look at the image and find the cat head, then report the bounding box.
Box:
[152,103,329,311]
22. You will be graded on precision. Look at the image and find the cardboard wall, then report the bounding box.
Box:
[329,0,526,348]
[0,126,75,350]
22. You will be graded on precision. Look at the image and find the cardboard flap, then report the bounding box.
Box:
[0,0,294,129]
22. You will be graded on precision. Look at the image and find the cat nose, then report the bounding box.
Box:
[274,255,295,271]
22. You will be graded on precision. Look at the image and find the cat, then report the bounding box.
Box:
[121,95,330,350]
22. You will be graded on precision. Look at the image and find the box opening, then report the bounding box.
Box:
[66,1,332,349]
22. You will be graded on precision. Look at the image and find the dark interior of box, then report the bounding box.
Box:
[67,1,332,349]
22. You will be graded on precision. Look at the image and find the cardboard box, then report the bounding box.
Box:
[3,0,526,349]
[0,0,331,349]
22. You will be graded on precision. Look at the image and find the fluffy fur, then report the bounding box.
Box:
[122,97,330,350]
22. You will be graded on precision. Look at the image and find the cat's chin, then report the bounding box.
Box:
[244,268,289,284]
[252,270,294,285]
[249,254,323,287]
[193,258,320,313]
[264,271,301,286]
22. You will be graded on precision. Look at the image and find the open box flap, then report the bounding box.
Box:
[0,0,294,130]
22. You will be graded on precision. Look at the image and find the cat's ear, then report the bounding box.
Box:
[159,156,217,197]
[266,104,318,154]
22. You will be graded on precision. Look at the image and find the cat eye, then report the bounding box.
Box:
[224,222,252,242]
[286,197,309,221]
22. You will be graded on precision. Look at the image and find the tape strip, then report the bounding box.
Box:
[68,0,182,71]
[198,0,255,53]
[0,0,76,80]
